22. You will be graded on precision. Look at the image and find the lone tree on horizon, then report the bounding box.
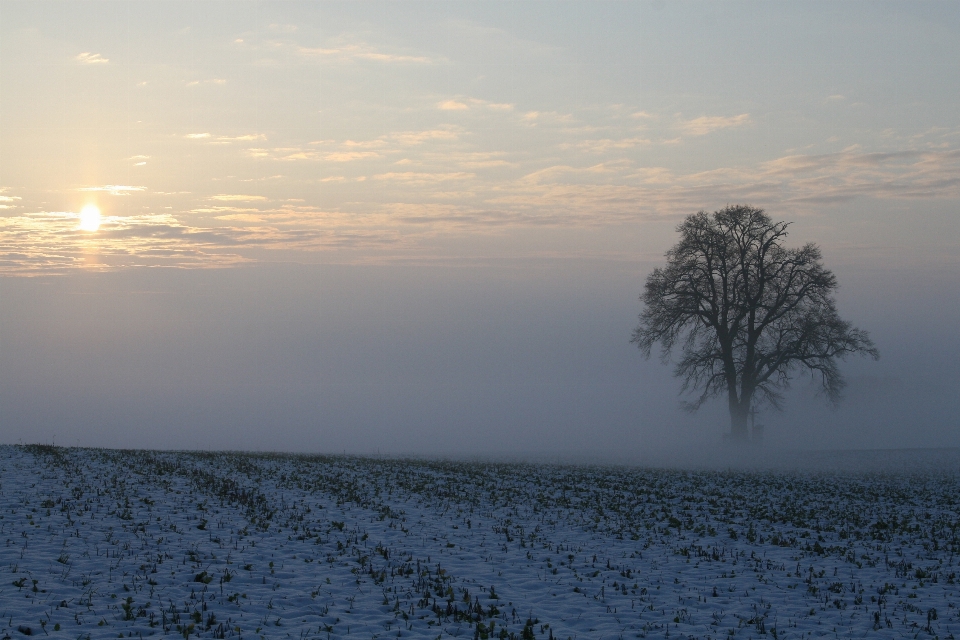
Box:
[632,205,879,441]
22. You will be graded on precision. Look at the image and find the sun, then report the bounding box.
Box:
[78,204,101,232]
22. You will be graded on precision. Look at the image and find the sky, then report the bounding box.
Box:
[1,1,959,459]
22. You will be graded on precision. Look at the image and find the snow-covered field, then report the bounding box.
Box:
[2,445,959,639]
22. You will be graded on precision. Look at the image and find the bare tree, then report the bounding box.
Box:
[631,205,879,441]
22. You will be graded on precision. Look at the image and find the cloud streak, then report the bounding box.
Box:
[209,194,267,202]
[75,52,108,64]
[679,114,751,136]
[297,43,432,64]
[78,185,146,195]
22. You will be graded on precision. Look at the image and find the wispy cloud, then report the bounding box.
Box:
[238,147,320,161]
[316,128,460,152]
[297,43,432,64]
[436,97,514,112]
[619,146,960,216]
[341,139,388,149]
[244,128,463,166]
[75,52,108,64]
[0,202,415,274]
[679,113,751,136]
[391,128,461,145]
[455,153,516,169]
[323,151,381,162]
[0,211,250,274]
[186,79,227,87]
[438,100,469,111]
[521,111,574,126]
[78,185,146,195]
[217,134,265,142]
[183,132,264,143]
[0,190,22,209]
[572,137,648,153]
[209,194,267,202]
[373,172,475,184]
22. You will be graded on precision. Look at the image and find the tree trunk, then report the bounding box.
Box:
[729,398,750,442]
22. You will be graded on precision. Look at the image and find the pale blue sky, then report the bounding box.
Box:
[1,2,958,455]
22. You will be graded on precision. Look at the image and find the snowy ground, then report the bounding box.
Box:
[1,445,959,639]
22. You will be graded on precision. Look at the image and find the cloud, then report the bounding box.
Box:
[7,111,959,274]
[217,134,265,142]
[521,110,574,126]
[519,162,627,184]
[238,140,393,162]
[297,43,432,64]
[272,128,465,167]
[612,146,960,217]
[75,52,108,64]
[183,131,267,144]
[191,207,262,214]
[0,211,251,274]
[412,151,515,170]
[278,150,320,161]
[437,98,514,112]
[78,185,145,195]
[458,160,515,169]
[574,137,648,153]
[239,147,321,161]
[209,194,267,202]
[679,113,751,136]
[323,151,381,162]
[341,139,388,149]
[187,79,228,87]
[373,172,475,184]
[355,52,430,63]
[438,100,469,111]
[0,201,418,273]
[391,128,461,145]
[760,148,960,202]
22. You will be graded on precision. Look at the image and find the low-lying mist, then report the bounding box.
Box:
[1,259,957,461]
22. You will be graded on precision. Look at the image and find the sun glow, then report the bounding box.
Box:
[78,204,101,231]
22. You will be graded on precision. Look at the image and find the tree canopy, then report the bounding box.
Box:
[632,205,879,440]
